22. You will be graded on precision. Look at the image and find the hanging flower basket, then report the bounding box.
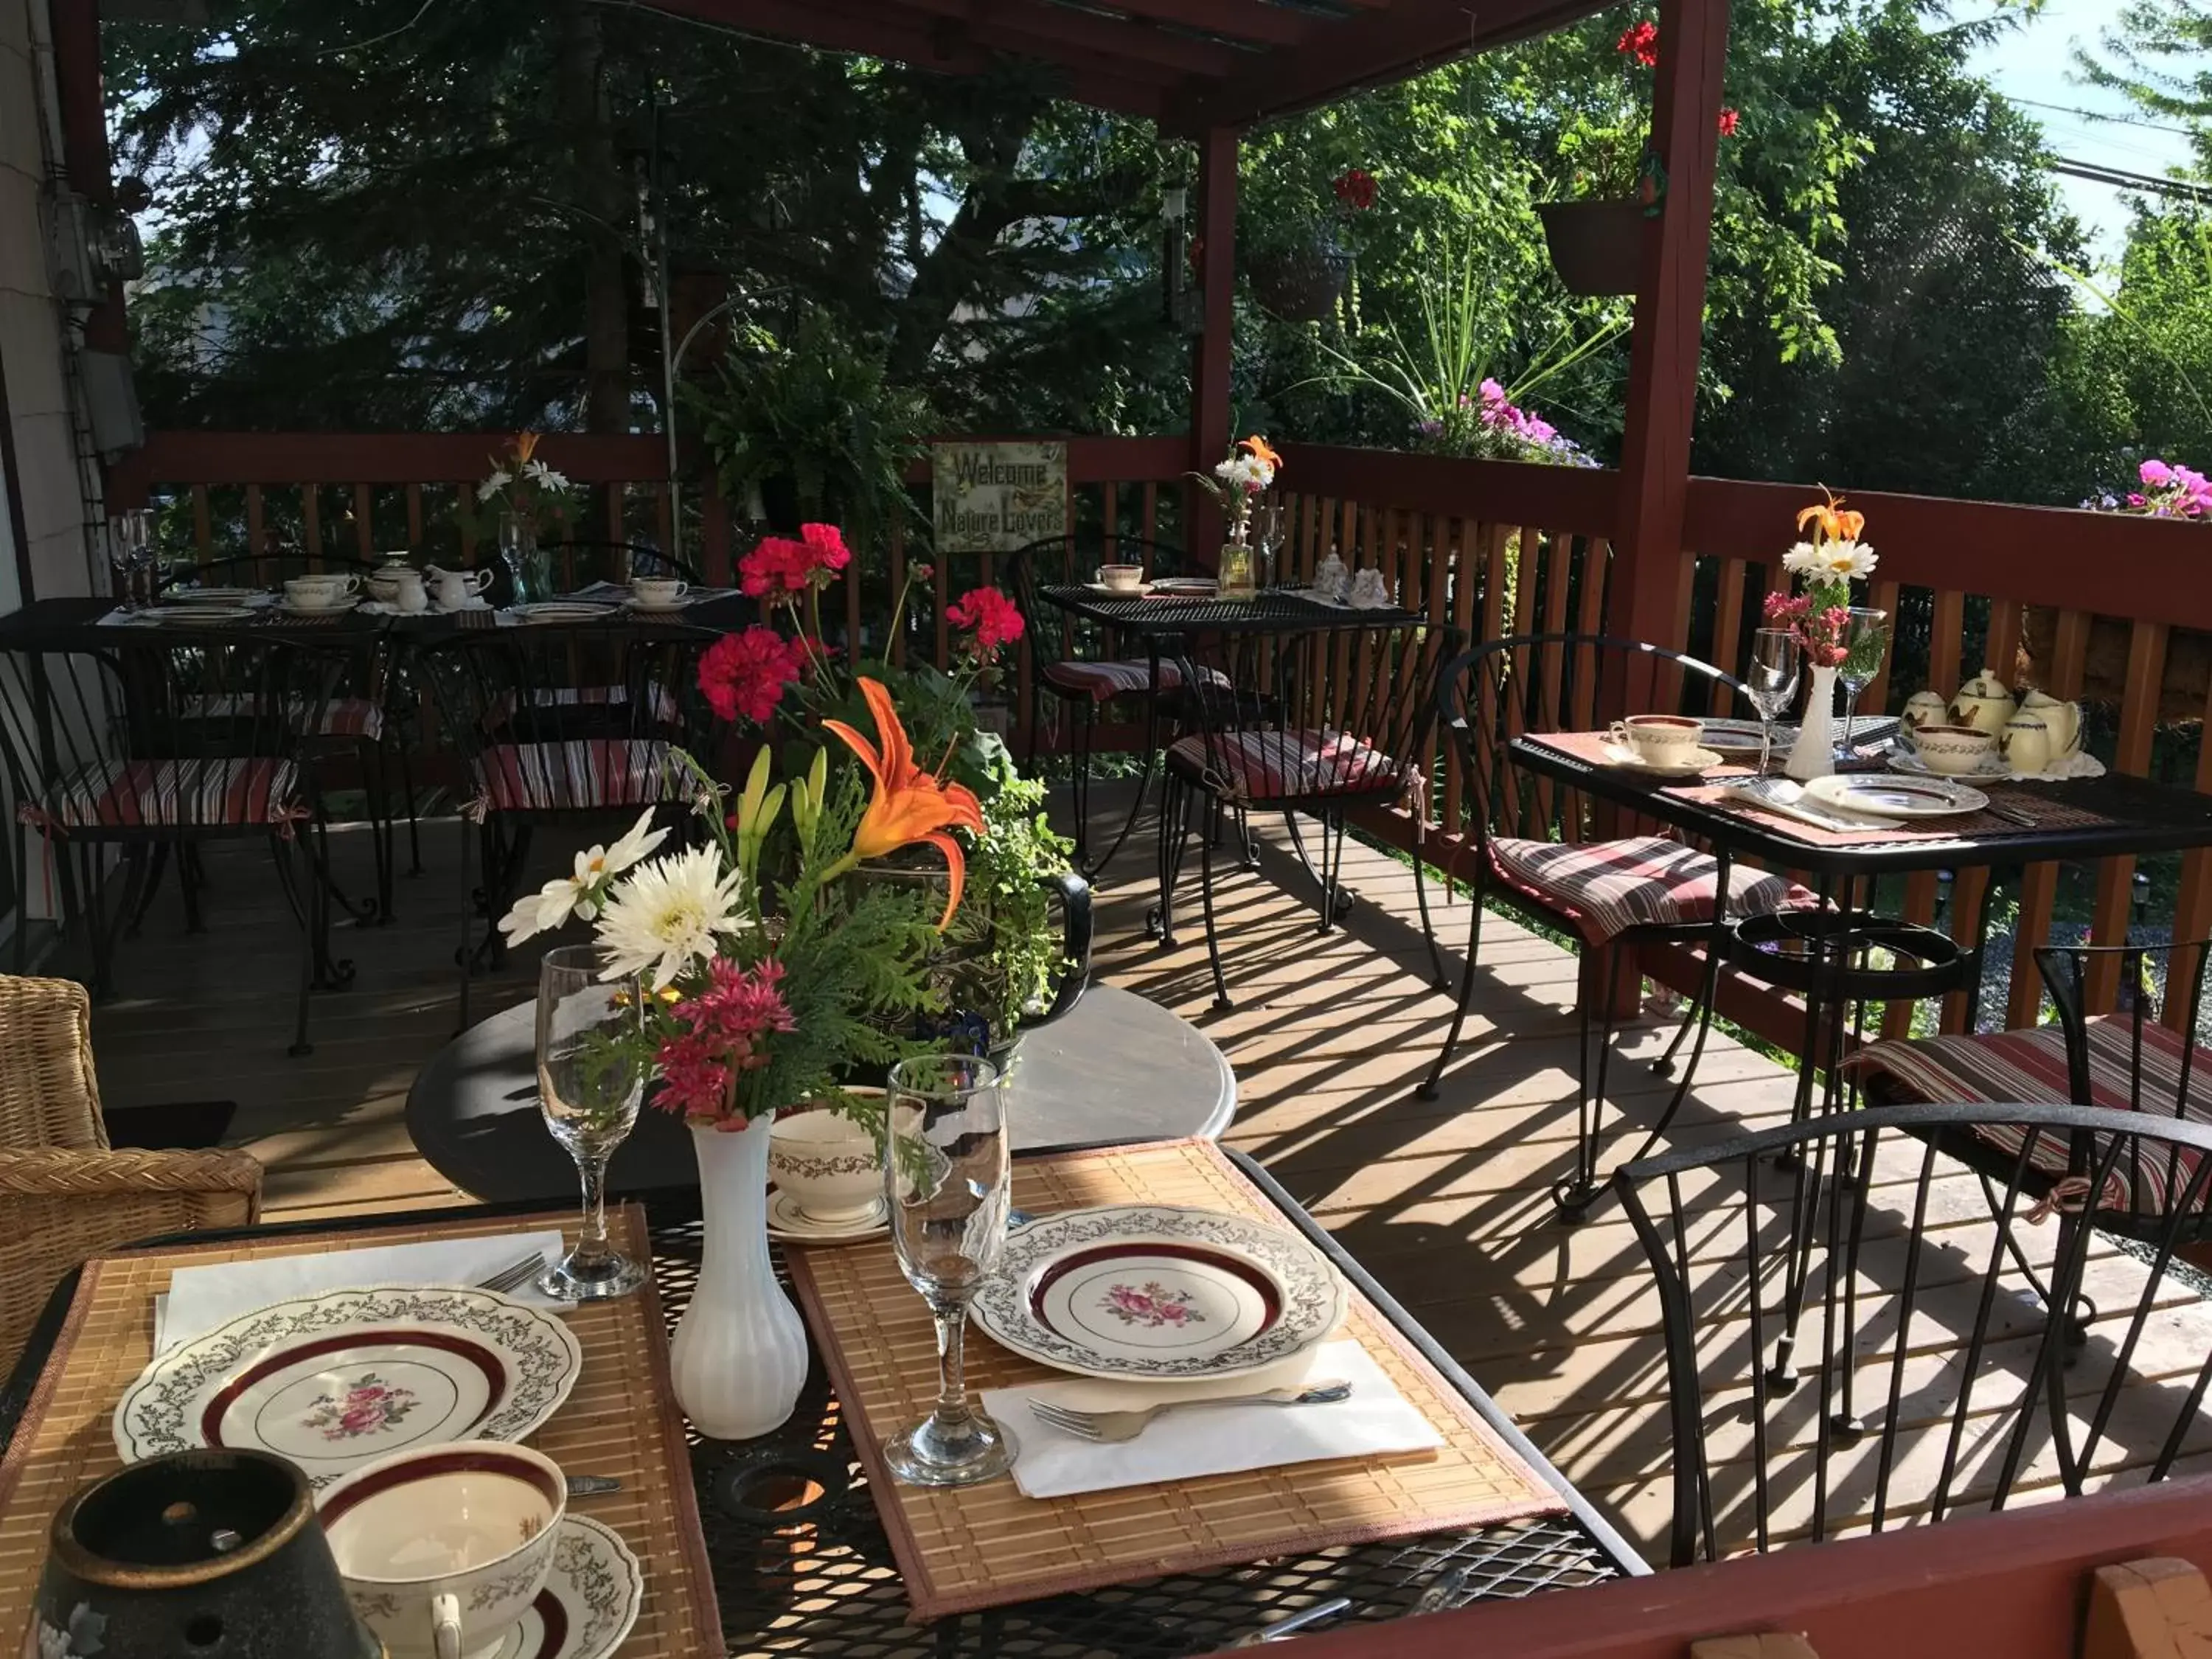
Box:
[1245,231,1352,322]
[1537,200,1646,296]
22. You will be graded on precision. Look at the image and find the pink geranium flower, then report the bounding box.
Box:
[698,626,807,724]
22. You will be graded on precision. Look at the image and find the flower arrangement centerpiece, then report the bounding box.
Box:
[463,432,577,603]
[2088,458,2212,521]
[1766,487,1881,779]
[1413,378,1596,466]
[1189,435,1281,600]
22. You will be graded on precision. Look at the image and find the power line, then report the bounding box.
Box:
[2009,95,2201,142]
[2049,156,2212,203]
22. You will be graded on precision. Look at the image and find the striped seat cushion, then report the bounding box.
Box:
[180,693,386,742]
[474,739,681,813]
[1846,1018,2212,1214]
[1488,834,1815,945]
[49,757,301,830]
[485,682,682,733]
[1043,659,1222,704]
[1167,728,1399,802]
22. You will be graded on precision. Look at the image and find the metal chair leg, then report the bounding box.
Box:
[1199,795,1231,1010]
[1412,838,1446,990]
[1418,877,1487,1102]
[282,833,315,1057]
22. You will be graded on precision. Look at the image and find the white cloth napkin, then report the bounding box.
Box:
[153,1229,569,1353]
[981,1338,1441,1500]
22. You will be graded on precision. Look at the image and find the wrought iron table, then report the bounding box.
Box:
[0,1151,1644,1656]
[406,984,1239,1203]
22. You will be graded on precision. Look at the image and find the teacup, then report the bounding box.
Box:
[1913,724,1997,776]
[319,1441,565,1659]
[768,1102,886,1226]
[1606,714,1704,767]
[283,574,361,611]
[1097,563,1144,594]
[630,574,689,609]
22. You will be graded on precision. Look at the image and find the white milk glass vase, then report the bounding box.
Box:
[669,1115,808,1439]
[1785,664,1839,782]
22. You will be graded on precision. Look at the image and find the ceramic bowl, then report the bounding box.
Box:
[769,1105,885,1226]
[1912,724,1998,776]
[319,1441,565,1659]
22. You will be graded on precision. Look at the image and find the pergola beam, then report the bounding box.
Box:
[1074,0,1316,48]
[1180,0,1613,125]
[874,0,1249,78]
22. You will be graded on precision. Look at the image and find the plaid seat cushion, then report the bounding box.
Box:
[475,739,680,813]
[1489,834,1815,945]
[1043,659,1223,704]
[486,682,682,733]
[1846,1018,2212,1214]
[180,693,386,742]
[49,757,302,830]
[1167,728,1399,802]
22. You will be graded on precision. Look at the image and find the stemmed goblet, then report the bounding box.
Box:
[535,945,650,1301]
[1748,627,1803,777]
[884,1054,1017,1487]
[108,508,155,611]
[1837,607,1891,758]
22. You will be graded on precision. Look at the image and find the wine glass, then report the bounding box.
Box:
[1748,628,1803,777]
[535,945,650,1301]
[108,509,154,611]
[883,1054,1017,1487]
[1837,608,1891,758]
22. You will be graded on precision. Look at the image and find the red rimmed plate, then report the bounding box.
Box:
[971,1204,1345,1381]
[114,1285,581,1485]
[1803,773,1991,819]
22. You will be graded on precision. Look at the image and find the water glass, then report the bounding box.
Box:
[535,945,649,1301]
[1837,608,1891,757]
[884,1055,1017,1487]
[1748,628,1802,776]
[108,508,154,610]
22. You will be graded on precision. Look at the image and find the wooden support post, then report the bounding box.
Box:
[1608,0,1730,652]
[2084,1557,2212,1658]
[50,0,127,358]
[1187,125,1239,564]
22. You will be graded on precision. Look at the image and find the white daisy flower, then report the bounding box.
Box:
[598,807,668,878]
[495,811,667,948]
[1815,540,1878,580]
[594,844,745,990]
[1781,540,1821,576]
[1247,459,1276,490]
[524,459,574,493]
[476,468,512,503]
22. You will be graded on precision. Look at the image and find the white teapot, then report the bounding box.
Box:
[1949,667,2017,738]
[2017,687,2082,761]
[425,566,493,611]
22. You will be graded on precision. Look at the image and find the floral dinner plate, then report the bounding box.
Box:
[1801,773,1990,819]
[114,1284,582,1485]
[971,1204,1345,1382]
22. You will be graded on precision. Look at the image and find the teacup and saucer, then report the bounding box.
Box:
[1603,714,1721,777]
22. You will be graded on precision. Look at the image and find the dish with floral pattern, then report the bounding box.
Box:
[970,1204,1345,1381]
[113,1285,582,1485]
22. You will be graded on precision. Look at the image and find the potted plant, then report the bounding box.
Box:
[685,313,931,552]
[1538,18,1739,296]
[1245,169,1375,323]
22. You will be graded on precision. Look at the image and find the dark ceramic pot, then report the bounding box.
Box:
[30,1450,380,1659]
[1537,199,1646,296]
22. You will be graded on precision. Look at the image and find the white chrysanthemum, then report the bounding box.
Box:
[594,844,745,990]
[1214,455,1258,490]
[476,468,511,503]
[524,459,574,493]
[1812,540,1878,580]
[1781,540,1821,575]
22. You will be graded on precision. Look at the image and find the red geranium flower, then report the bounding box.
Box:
[1332,168,1377,212]
[945,585,1024,661]
[698,626,807,723]
[1617,18,1659,66]
[740,522,852,599]
[1717,108,1740,137]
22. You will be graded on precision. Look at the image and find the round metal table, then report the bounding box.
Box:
[405,984,1237,1203]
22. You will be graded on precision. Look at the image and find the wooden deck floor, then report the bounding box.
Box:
[51,790,2212,1564]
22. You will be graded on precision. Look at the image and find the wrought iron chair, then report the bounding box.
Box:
[1153,621,1461,1011]
[0,635,347,1053]
[1422,635,1819,1220]
[532,539,702,599]
[414,623,714,1024]
[1616,1100,2212,1565]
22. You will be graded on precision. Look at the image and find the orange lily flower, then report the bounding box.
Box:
[515,431,540,465]
[823,678,985,928]
[1795,486,1864,545]
[1239,434,1284,470]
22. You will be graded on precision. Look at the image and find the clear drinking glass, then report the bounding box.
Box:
[884,1054,1017,1487]
[535,945,650,1301]
[108,508,154,610]
[1837,607,1891,758]
[1748,628,1803,777]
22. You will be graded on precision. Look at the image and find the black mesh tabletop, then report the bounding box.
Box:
[1040,586,1427,636]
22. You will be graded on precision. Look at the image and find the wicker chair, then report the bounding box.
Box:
[0,975,261,1371]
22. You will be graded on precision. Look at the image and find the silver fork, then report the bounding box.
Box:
[1027,1381,1352,1444]
[477,1251,546,1295]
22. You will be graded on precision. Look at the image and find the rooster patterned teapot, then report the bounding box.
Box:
[2017,688,2083,759]
[1949,668,2017,738]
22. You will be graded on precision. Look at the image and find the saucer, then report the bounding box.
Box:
[622,597,691,613]
[767,1189,888,1244]
[474,1516,641,1659]
[280,596,359,616]
[1599,742,1723,778]
[1887,748,2007,781]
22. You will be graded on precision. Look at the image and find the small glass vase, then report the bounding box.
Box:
[1218,536,1256,601]
[498,512,552,605]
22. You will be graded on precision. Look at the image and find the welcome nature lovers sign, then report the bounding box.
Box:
[931,442,1068,554]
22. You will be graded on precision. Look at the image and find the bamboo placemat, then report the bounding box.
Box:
[0,1204,723,1658]
[787,1138,1565,1620]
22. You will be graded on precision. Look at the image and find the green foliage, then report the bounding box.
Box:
[2076,0,2212,173]
[683,314,931,552]
[939,767,1077,1045]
